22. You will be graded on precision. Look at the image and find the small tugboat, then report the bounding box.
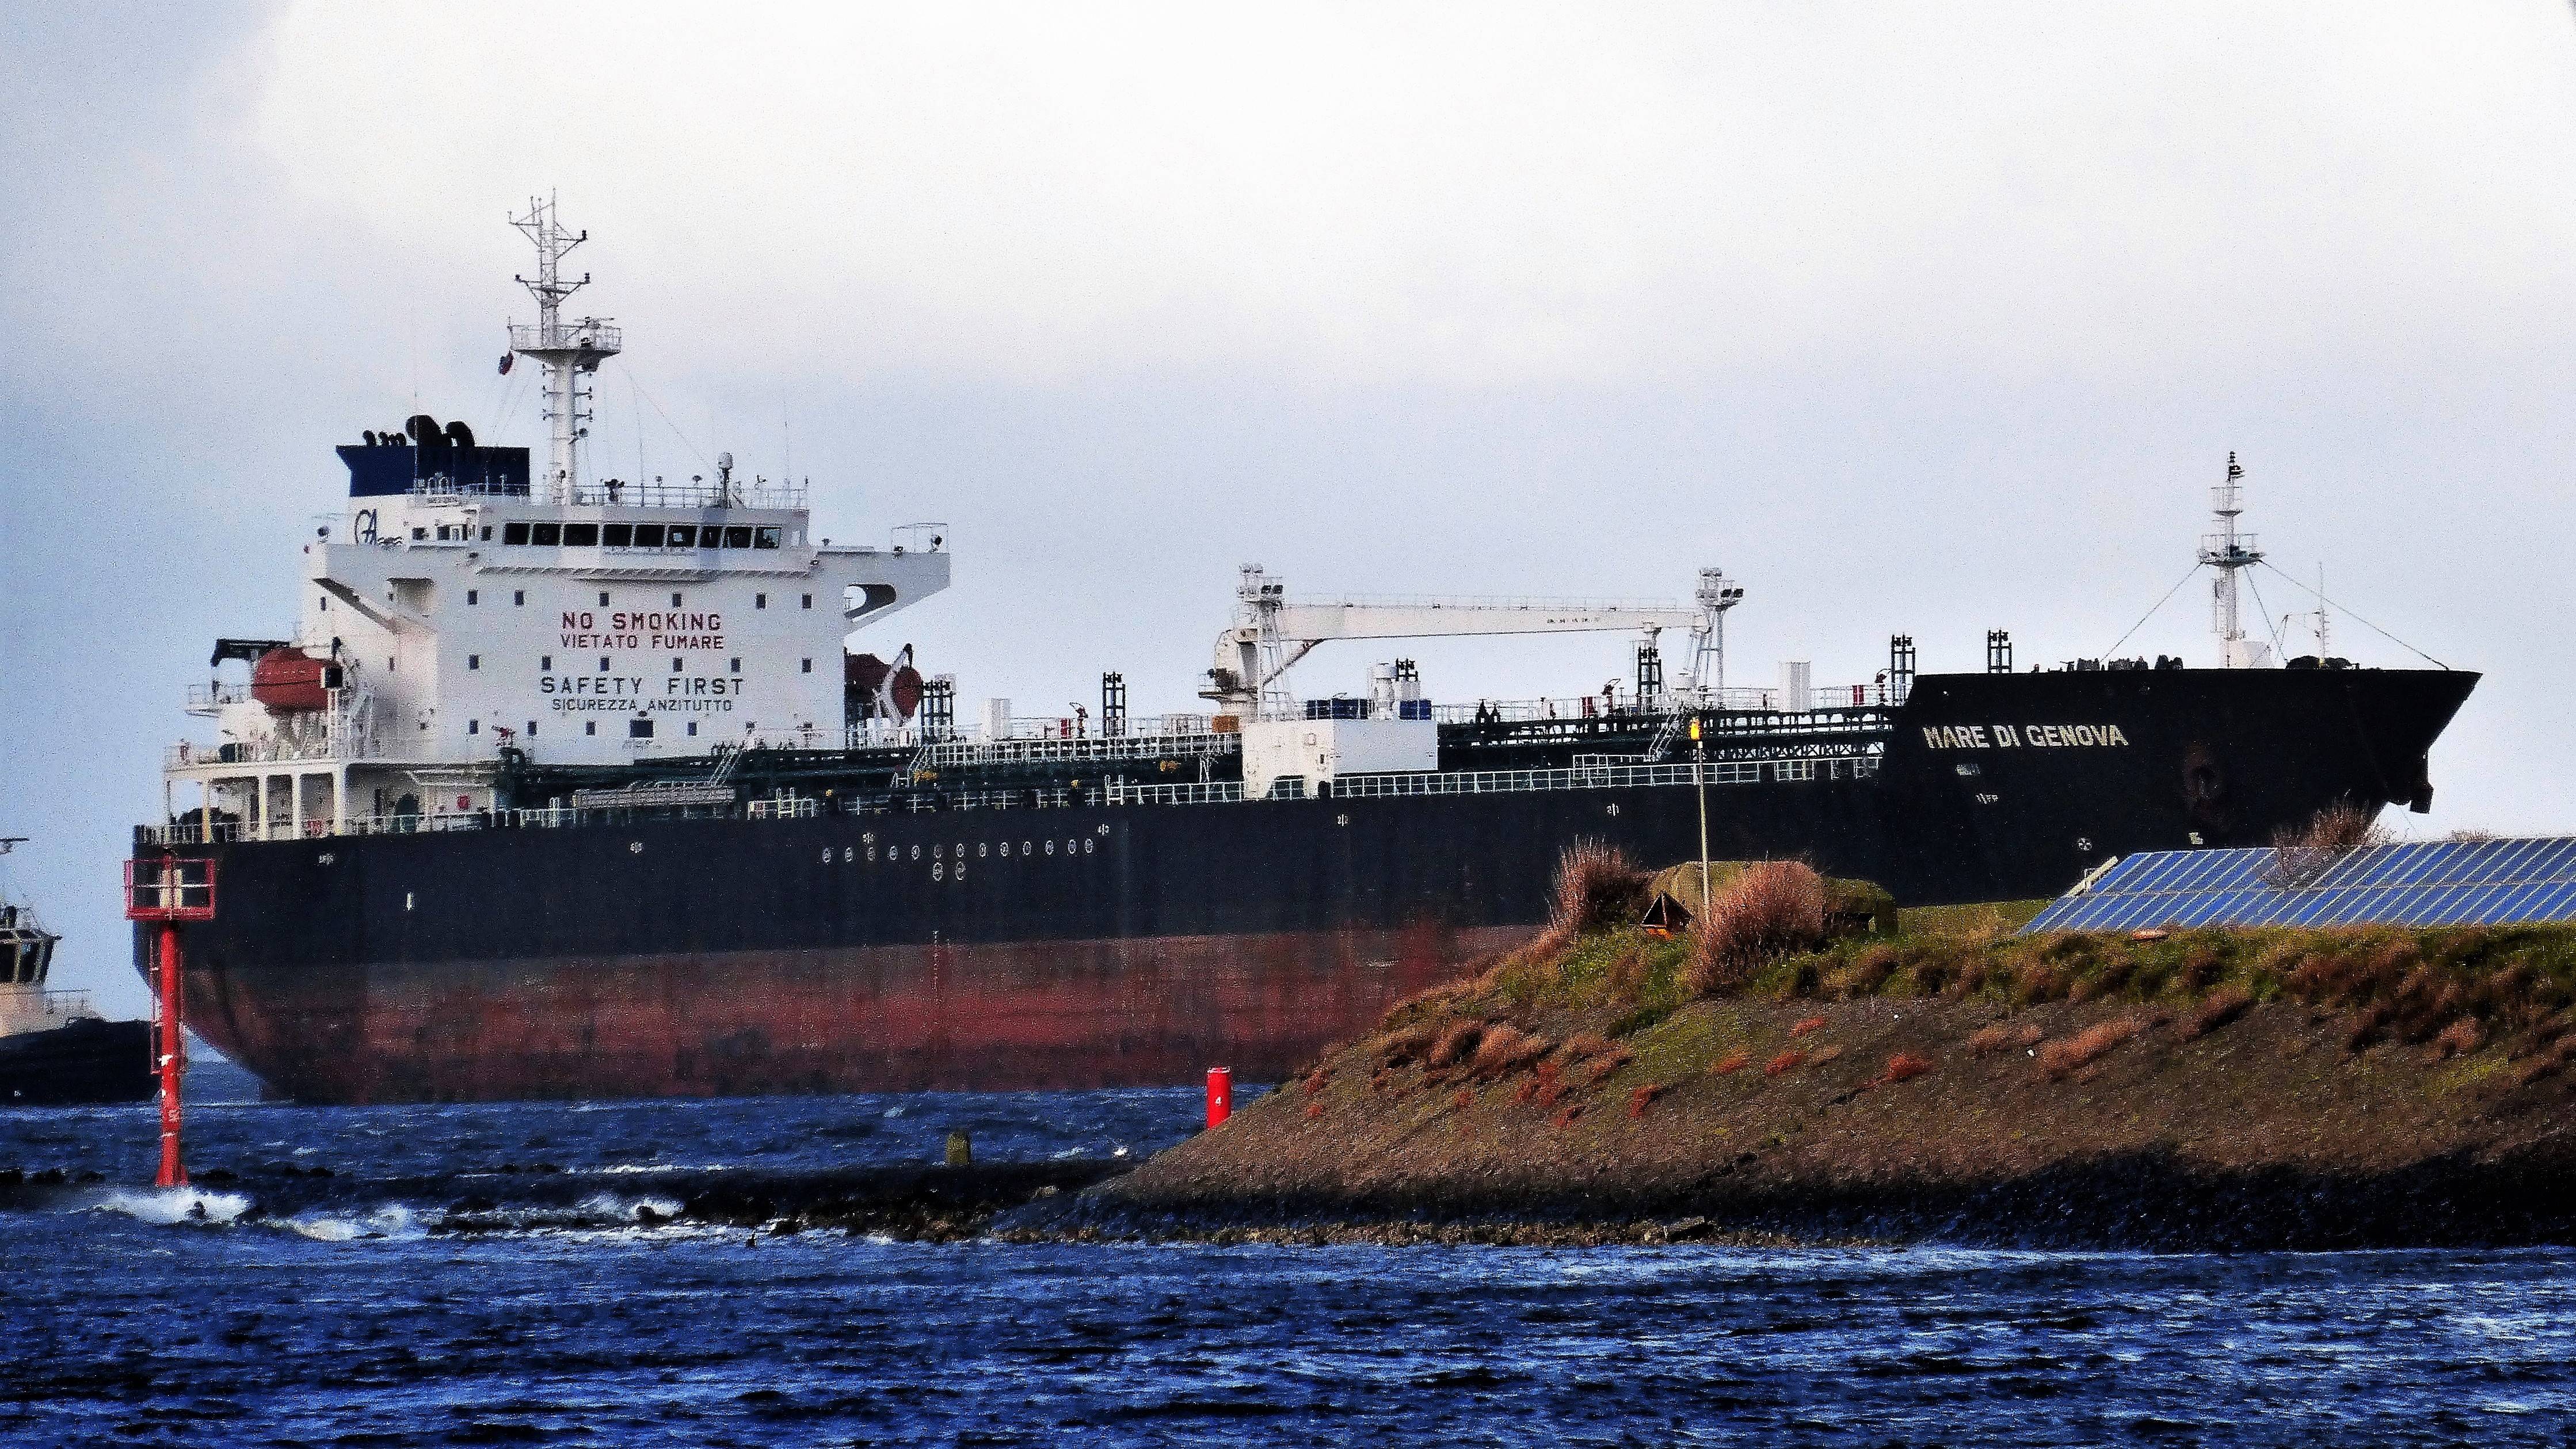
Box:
[0,840,154,1105]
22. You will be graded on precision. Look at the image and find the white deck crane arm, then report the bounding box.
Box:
[1202,566,1742,716]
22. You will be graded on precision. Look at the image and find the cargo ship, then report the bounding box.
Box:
[133,205,2476,1103]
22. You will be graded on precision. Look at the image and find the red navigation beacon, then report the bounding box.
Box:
[124,856,215,1189]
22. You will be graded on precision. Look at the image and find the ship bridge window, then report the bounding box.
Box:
[668,525,697,548]
[724,526,754,549]
[603,524,632,548]
[503,523,530,545]
[630,719,654,738]
[634,524,665,548]
[670,591,684,607]
[754,527,782,549]
[564,524,599,548]
[411,527,426,541]
[531,523,561,547]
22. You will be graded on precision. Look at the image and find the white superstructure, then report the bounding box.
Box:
[162,205,950,837]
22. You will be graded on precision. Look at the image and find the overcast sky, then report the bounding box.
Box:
[7,2,2575,1015]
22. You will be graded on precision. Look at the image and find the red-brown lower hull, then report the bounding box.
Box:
[186,924,1523,1104]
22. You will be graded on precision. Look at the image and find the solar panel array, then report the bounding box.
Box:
[2023,837,2576,933]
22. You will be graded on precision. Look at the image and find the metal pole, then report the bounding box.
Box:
[1692,719,1711,915]
[154,924,185,1188]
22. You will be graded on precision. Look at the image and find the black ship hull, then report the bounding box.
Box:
[0,1019,156,1107]
[143,667,2477,1103]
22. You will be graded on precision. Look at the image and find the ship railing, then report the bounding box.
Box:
[1428,685,1893,724]
[1100,780,1248,807]
[986,712,1216,742]
[0,987,96,1030]
[165,734,394,769]
[918,730,1239,770]
[184,682,250,712]
[746,796,821,821]
[338,811,493,837]
[565,479,809,510]
[1316,755,1878,800]
[509,320,623,354]
[511,802,739,831]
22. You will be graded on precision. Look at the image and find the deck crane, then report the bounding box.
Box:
[1201,565,1743,719]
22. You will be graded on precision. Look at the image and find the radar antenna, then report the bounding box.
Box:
[2197,452,2270,669]
[508,195,623,504]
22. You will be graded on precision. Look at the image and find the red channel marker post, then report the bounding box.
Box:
[1205,1067,1233,1128]
[125,856,216,1189]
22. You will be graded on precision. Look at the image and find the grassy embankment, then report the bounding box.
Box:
[1103,850,2576,1245]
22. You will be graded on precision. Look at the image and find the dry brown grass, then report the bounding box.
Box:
[1584,1047,1636,1085]
[1765,1049,1807,1077]
[2261,802,2391,887]
[1469,1024,1554,1080]
[1300,1067,1332,1097]
[2182,983,2256,1041]
[1627,1084,1664,1118]
[1710,1052,1751,1076]
[1427,1020,1487,1070]
[1808,1045,1845,1066]
[1880,1053,1935,1084]
[2434,1016,2487,1059]
[1968,1022,2044,1057]
[1372,1025,1436,1067]
[1559,1032,1618,1063]
[1789,1016,1828,1039]
[1826,944,1900,998]
[2037,1017,2145,1080]
[1528,840,1649,958]
[1685,861,1830,996]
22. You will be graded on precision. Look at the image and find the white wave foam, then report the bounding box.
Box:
[91,1187,252,1226]
[280,1204,422,1242]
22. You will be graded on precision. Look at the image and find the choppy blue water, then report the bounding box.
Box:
[6,1064,2575,1446]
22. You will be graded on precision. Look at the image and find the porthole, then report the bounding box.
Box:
[1022,841,1032,855]
[933,862,944,881]
[820,848,832,863]
[1084,838,1093,855]
[867,846,877,863]
[978,842,987,859]
[933,844,942,860]
[843,846,855,863]
[1046,841,1055,856]
[910,845,921,861]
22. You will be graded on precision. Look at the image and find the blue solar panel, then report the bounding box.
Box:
[2021,836,2576,933]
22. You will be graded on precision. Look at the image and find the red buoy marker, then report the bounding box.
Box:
[1205,1067,1233,1128]
[124,855,216,1189]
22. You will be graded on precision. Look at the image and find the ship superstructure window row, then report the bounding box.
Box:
[495,522,782,550]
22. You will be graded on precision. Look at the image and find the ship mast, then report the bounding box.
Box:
[2198,452,2270,669]
[508,196,622,505]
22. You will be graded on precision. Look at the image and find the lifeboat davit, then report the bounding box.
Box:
[250,649,344,713]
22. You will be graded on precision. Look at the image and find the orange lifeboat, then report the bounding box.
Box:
[250,649,344,713]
